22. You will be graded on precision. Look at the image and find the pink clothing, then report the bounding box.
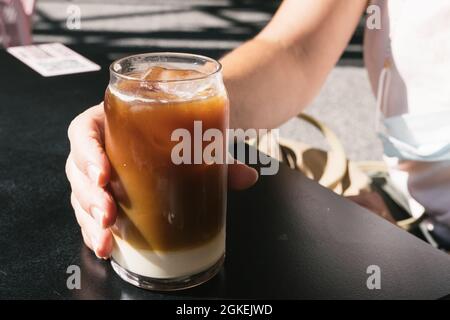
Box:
[0,0,34,48]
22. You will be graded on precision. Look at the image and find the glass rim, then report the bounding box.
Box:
[109,52,223,83]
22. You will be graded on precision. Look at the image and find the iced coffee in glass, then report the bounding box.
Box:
[104,53,229,290]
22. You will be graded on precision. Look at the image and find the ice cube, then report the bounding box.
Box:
[139,66,213,101]
[141,66,204,81]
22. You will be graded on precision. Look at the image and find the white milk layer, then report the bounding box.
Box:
[111,229,225,279]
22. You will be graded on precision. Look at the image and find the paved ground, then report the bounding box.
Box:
[33,0,383,161]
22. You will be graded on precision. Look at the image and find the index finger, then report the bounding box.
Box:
[67,103,110,186]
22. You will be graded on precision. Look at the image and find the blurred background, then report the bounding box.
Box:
[2,0,382,161]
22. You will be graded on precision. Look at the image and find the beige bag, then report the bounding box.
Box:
[252,113,385,197]
[251,113,430,232]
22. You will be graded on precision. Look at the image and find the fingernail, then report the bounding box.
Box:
[93,240,110,260]
[91,207,105,228]
[248,167,259,185]
[91,235,102,259]
[87,164,101,185]
[94,247,103,259]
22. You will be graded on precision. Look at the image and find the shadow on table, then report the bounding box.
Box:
[32,0,363,66]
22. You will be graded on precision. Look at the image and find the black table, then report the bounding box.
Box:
[1,47,450,300]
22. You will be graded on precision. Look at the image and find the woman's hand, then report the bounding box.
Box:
[66,103,259,259]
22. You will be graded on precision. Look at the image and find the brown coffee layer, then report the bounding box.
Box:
[104,78,228,252]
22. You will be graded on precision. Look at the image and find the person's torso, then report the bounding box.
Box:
[364,0,450,222]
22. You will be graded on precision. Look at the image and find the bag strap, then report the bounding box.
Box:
[252,114,348,190]
[296,114,347,190]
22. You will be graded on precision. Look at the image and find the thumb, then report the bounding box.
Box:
[228,158,259,190]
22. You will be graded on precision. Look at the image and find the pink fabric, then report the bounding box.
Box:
[0,0,35,48]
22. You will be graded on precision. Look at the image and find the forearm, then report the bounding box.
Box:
[221,38,314,130]
[221,0,367,130]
